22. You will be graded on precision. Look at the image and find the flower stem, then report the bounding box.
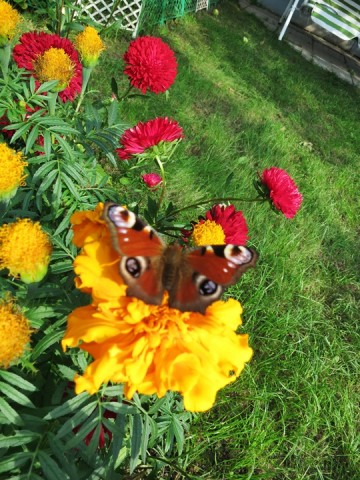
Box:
[155,156,166,215]
[0,44,11,80]
[157,196,264,222]
[75,66,93,113]
[47,91,58,116]
[118,83,134,101]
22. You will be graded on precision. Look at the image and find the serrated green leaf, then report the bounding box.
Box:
[52,175,62,209]
[0,452,32,473]
[30,330,64,359]
[0,397,23,426]
[36,169,58,196]
[43,130,52,160]
[0,382,35,408]
[108,99,119,126]
[61,172,81,201]
[44,392,91,420]
[48,433,78,479]
[102,402,138,415]
[0,371,36,392]
[38,450,69,480]
[25,124,40,154]
[53,133,74,160]
[31,160,57,184]
[140,415,152,463]
[129,414,142,473]
[62,163,85,185]
[8,122,31,142]
[36,80,59,94]
[60,407,98,444]
[0,430,40,448]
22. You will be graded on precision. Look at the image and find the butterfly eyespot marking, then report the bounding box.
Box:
[223,244,253,264]
[194,273,222,298]
[121,256,148,279]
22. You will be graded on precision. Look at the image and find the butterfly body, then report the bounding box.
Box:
[103,203,258,313]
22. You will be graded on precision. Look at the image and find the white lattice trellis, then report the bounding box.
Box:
[78,0,143,37]
[196,0,209,12]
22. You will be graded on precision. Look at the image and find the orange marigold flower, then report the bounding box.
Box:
[0,0,21,46]
[0,296,32,368]
[74,26,105,68]
[0,143,27,201]
[0,218,52,283]
[62,204,253,412]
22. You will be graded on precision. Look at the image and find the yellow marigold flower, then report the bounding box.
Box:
[62,204,253,412]
[0,0,21,46]
[0,297,31,368]
[0,219,52,283]
[74,26,105,68]
[192,219,226,246]
[33,47,75,91]
[0,143,27,201]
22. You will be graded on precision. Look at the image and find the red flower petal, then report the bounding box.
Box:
[261,167,303,219]
[142,172,162,188]
[117,117,183,160]
[206,204,248,245]
[13,32,82,102]
[123,36,177,94]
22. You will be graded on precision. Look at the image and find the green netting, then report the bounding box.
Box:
[139,0,218,30]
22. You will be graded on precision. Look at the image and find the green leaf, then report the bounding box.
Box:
[0,371,36,392]
[43,130,52,160]
[140,415,152,463]
[0,397,23,426]
[102,402,138,415]
[31,160,57,184]
[36,169,58,196]
[0,452,32,473]
[129,414,142,473]
[53,133,74,160]
[36,80,59,94]
[0,430,41,448]
[111,77,118,98]
[8,122,31,142]
[0,381,35,408]
[25,124,40,153]
[44,392,91,420]
[61,172,81,201]
[30,330,64,359]
[108,99,119,126]
[38,450,70,480]
[56,401,97,438]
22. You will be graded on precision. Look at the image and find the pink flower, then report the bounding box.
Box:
[123,36,177,94]
[116,117,183,160]
[142,173,162,188]
[261,167,303,219]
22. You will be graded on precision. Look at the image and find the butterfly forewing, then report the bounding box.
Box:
[103,203,164,256]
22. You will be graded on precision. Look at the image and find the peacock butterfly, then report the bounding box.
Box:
[102,202,258,313]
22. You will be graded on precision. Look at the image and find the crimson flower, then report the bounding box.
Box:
[123,36,177,94]
[142,172,162,188]
[261,167,303,219]
[116,117,183,160]
[186,204,248,246]
[13,32,82,102]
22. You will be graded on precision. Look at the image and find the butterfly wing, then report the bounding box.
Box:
[103,203,165,304]
[169,245,258,313]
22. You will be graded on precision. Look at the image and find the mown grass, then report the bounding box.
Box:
[92,1,359,478]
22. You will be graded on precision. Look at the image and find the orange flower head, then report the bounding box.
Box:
[0,143,27,201]
[0,218,52,283]
[74,26,105,67]
[0,0,21,46]
[62,204,253,412]
[0,296,32,368]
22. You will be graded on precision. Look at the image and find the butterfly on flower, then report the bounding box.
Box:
[102,203,258,313]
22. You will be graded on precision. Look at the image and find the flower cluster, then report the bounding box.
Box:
[13,32,82,101]
[74,26,105,68]
[0,218,52,283]
[0,0,21,46]
[123,36,177,94]
[0,296,32,368]
[117,117,184,160]
[62,204,253,412]
[0,143,27,201]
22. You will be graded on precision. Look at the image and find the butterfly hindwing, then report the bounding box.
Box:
[169,245,257,313]
[103,203,165,303]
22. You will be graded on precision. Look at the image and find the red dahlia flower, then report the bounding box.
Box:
[142,172,162,188]
[116,117,183,160]
[13,32,82,102]
[188,204,248,246]
[261,167,303,219]
[123,36,177,94]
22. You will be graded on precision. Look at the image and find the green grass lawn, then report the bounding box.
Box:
[93,1,359,478]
